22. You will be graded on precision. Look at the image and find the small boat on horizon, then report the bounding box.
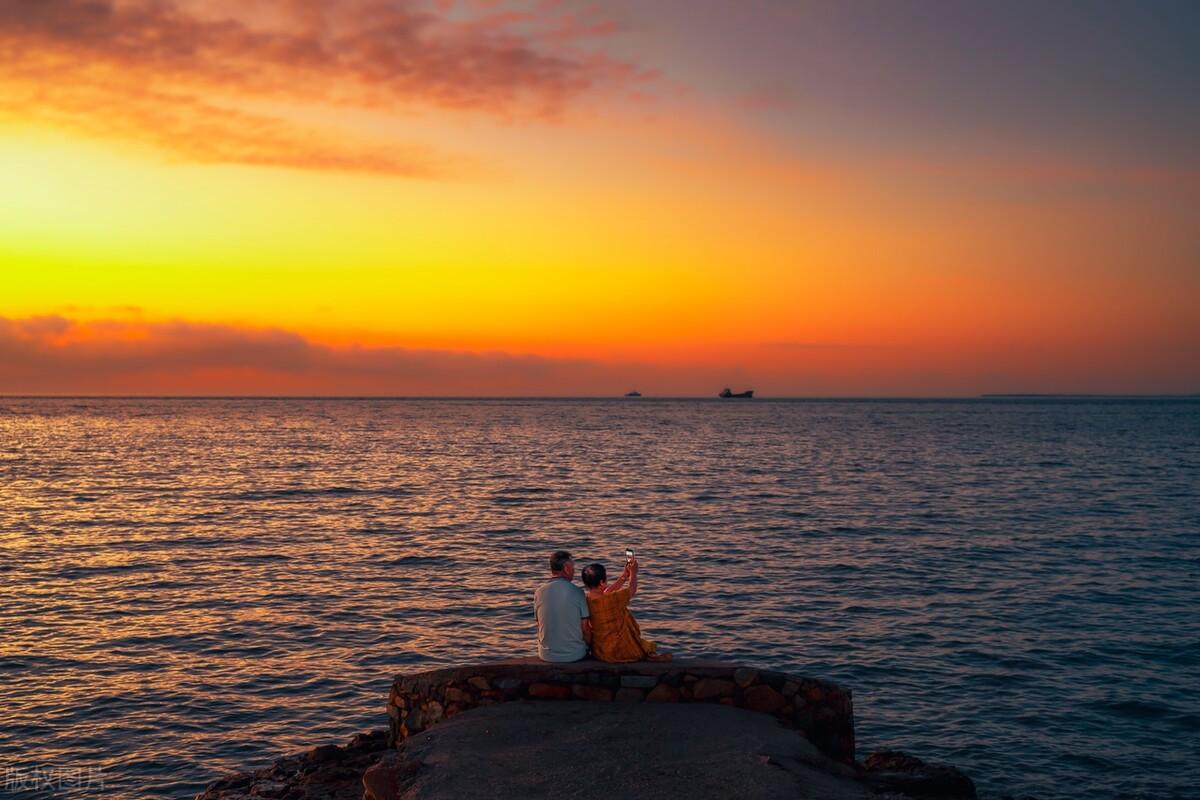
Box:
[624,390,642,397]
[719,388,754,399]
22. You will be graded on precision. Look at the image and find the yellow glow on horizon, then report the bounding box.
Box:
[2,109,1196,395]
[0,125,815,351]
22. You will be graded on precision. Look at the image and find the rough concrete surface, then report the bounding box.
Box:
[398,701,871,800]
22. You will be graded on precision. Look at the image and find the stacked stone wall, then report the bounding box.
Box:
[387,659,854,764]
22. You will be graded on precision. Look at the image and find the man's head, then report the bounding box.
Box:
[549,550,574,579]
[581,563,606,589]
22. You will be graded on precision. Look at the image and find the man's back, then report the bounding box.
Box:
[534,577,589,662]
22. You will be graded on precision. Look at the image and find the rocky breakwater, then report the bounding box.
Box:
[197,659,977,800]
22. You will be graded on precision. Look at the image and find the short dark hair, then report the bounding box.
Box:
[549,550,573,573]
[581,563,606,588]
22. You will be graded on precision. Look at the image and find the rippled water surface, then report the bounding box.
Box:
[1,398,1197,799]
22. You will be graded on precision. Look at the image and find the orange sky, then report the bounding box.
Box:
[2,0,1197,395]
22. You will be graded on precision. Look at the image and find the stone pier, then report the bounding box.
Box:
[387,658,855,765]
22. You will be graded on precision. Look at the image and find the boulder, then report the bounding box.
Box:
[528,682,572,699]
[573,684,614,702]
[645,683,681,703]
[197,729,389,800]
[691,678,735,700]
[493,677,524,693]
[620,675,659,689]
[347,731,388,754]
[304,744,342,764]
[733,668,758,688]
[362,750,422,800]
[743,685,785,714]
[862,750,977,798]
[444,687,472,704]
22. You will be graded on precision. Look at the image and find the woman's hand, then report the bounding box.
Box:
[607,560,633,594]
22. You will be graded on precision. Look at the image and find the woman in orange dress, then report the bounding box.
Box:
[581,557,671,663]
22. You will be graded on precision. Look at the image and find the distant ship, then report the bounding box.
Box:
[718,388,754,399]
[624,391,642,397]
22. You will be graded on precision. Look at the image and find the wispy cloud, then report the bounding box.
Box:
[0,0,647,175]
[5,315,1193,396]
[0,315,668,395]
[758,340,903,351]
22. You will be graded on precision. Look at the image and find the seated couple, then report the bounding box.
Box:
[534,550,671,663]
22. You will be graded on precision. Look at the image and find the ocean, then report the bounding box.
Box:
[1,398,1196,799]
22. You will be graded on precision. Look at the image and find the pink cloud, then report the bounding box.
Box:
[0,0,649,174]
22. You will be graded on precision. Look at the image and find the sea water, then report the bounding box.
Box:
[1,398,1196,799]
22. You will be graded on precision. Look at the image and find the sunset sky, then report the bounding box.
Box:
[2,0,1197,395]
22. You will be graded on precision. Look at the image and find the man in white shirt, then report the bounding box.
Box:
[534,550,592,662]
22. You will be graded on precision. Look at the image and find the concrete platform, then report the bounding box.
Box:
[389,658,855,765]
[383,701,870,800]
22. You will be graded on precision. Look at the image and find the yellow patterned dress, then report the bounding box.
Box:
[586,587,657,662]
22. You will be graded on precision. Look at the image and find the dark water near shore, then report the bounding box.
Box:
[1,398,1197,799]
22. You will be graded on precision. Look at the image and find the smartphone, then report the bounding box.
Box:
[625,548,634,562]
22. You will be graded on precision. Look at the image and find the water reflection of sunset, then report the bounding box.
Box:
[2,398,1196,798]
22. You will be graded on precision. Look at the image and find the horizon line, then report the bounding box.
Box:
[1,393,1196,401]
